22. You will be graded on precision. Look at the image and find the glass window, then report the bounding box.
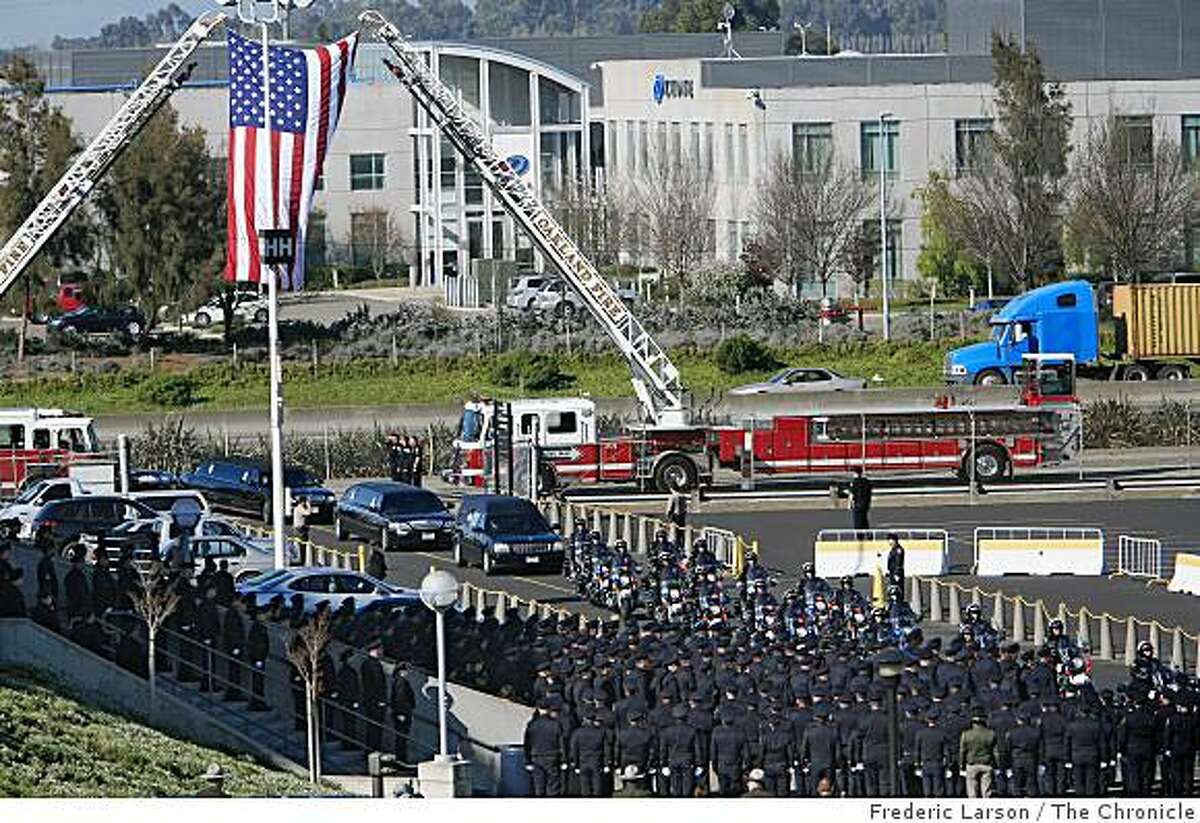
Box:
[0,424,23,449]
[547,411,577,435]
[689,122,700,164]
[860,120,900,178]
[669,122,682,164]
[439,55,481,113]
[724,123,734,182]
[290,574,332,593]
[626,120,636,174]
[33,428,50,450]
[607,121,618,171]
[349,153,386,191]
[638,120,649,172]
[703,123,714,175]
[793,122,833,174]
[488,63,531,128]
[538,76,580,125]
[1116,115,1153,166]
[1183,116,1200,169]
[954,118,993,175]
[306,210,326,268]
[862,218,902,285]
[726,220,738,260]
[737,124,749,182]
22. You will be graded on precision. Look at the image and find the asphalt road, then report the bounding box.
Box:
[692,496,1200,633]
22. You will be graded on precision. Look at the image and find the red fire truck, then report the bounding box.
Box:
[0,408,101,496]
[449,365,1081,491]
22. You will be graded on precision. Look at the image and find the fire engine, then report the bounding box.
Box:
[0,408,101,495]
[349,12,1083,493]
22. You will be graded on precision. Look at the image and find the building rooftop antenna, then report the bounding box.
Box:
[717,3,741,59]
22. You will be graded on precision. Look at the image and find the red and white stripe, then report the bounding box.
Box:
[225,33,358,290]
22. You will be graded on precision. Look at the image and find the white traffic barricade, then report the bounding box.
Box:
[813,529,948,578]
[1168,553,1200,596]
[973,527,1104,576]
[1116,535,1164,581]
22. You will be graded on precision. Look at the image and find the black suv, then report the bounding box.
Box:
[31,496,163,553]
[180,458,334,523]
[335,482,453,552]
[48,305,146,340]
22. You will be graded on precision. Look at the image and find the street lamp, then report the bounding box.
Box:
[878,110,893,342]
[420,565,460,759]
[874,648,905,796]
[219,0,315,570]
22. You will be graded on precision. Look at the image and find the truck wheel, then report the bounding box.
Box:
[1122,365,1151,381]
[1156,364,1188,381]
[975,369,1007,386]
[960,443,1008,483]
[653,454,698,493]
[194,312,212,329]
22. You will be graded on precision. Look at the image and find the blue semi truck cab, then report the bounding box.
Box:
[945,280,1100,385]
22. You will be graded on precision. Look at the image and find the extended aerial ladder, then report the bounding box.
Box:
[359,10,691,429]
[0,10,228,304]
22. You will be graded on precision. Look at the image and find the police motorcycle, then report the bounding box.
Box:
[607,540,640,620]
[877,586,922,651]
[789,562,834,612]
[657,564,689,625]
[1129,640,1176,697]
[1046,618,1093,689]
[958,603,1001,652]
[562,519,593,580]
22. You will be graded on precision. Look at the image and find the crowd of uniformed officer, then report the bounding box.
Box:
[386,434,425,486]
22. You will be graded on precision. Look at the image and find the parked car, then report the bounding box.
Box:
[453,494,563,575]
[179,458,335,523]
[31,495,165,553]
[48,305,146,339]
[128,469,182,491]
[57,282,86,313]
[505,274,550,310]
[160,531,292,583]
[525,279,584,316]
[335,481,454,552]
[0,477,88,540]
[236,568,419,614]
[129,489,211,517]
[181,292,269,328]
[728,367,867,396]
[195,515,274,552]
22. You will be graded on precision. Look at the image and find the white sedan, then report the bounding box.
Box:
[728,367,867,396]
[182,293,269,328]
[236,568,419,613]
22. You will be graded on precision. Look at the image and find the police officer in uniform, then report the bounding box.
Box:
[523,703,567,796]
[659,704,703,797]
[1039,698,1069,796]
[1005,709,1041,797]
[1066,704,1106,797]
[915,708,949,798]
[390,660,416,762]
[360,638,388,753]
[569,712,613,797]
[710,711,749,797]
[245,603,270,711]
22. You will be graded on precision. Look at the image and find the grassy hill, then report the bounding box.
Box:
[0,668,323,797]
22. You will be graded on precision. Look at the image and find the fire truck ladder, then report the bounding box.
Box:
[0,10,228,303]
[360,9,689,429]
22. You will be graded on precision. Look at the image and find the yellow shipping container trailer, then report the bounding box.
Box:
[1112,283,1200,360]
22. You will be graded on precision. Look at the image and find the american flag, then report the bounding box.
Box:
[224,29,358,290]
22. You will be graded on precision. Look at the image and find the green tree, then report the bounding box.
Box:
[642,0,780,33]
[95,105,224,333]
[0,56,93,362]
[919,35,1072,292]
[916,172,987,297]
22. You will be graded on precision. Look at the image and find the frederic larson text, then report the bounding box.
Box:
[869,802,1199,822]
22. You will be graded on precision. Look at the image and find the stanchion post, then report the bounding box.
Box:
[1124,618,1137,666]
[1098,614,1113,661]
[947,584,962,625]
[991,591,1005,634]
[1033,601,1046,647]
[928,579,942,623]
[1011,597,1025,644]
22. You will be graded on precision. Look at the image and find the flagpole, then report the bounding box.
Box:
[260,11,288,572]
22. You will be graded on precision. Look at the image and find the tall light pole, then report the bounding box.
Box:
[878,111,893,342]
[874,649,905,796]
[420,566,460,759]
[793,21,813,55]
[221,0,315,570]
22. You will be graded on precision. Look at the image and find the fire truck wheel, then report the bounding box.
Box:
[975,369,1007,386]
[963,444,1008,482]
[653,455,698,493]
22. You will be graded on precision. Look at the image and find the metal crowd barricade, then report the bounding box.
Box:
[1115,535,1164,582]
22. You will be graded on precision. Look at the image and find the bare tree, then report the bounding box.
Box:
[288,611,332,785]
[752,149,877,297]
[549,176,627,269]
[129,562,179,711]
[631,155,716,293]
[353,207,408,282]
[1065,118,1199,281]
